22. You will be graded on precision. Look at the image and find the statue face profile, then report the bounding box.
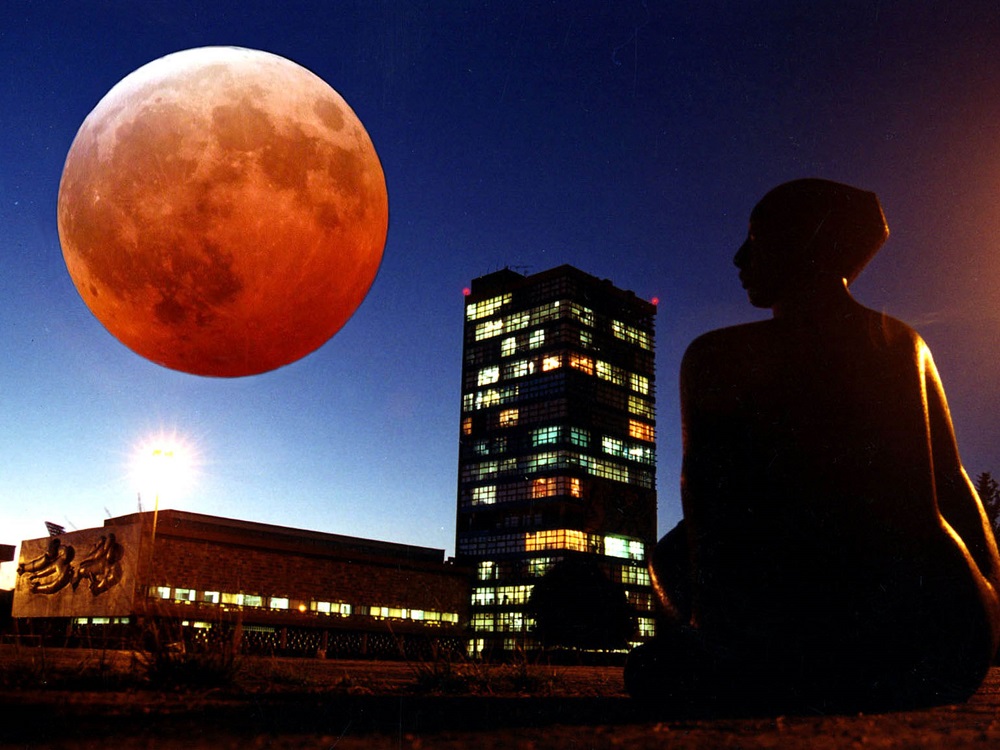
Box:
[733,178,890,309]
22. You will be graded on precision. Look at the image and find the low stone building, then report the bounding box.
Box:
[12,510,471,657]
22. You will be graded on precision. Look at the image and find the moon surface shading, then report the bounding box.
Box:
[57,47,388,377]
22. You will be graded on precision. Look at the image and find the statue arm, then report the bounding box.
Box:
[922,345,1000,594]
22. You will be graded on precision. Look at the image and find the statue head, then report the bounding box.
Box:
[735,178,889,308]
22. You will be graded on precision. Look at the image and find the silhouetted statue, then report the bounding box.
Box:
[626,179,1000,712]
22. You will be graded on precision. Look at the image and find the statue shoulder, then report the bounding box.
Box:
[682,320,773,374]
[857,306,927,354]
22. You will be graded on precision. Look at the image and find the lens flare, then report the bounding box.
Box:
[130,431,199,503]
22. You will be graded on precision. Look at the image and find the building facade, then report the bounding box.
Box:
[12,510,470,657]
[456,265,658,654]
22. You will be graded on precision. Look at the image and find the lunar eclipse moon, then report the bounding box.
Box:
[57,47,388,377]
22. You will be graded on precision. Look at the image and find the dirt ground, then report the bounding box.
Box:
[4,647,1000,748]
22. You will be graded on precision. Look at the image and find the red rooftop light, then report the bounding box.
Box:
[462,287,471,296]
[651,296,660,306]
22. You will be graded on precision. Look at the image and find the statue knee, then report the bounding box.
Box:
[650,521,693,624]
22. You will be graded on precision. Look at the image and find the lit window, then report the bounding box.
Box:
[529,329,545,348]
[152,586,170,600]
[269,597,289,610]
[629,419,655,442]
[602,436,624,456]
[506,359,530,379]
[472,485,496,505]
[467,293,512,321]
[475,318,505,341]
[525,529,589,553]
[174,588,195,603]
[478,366,500,386]
[531,426,560,446]
[569,354,594,375]
[472,587,496,605]
[596,360,625,386]
[628,396,655,419]
[604,536,629,559]
[630,373,650,394]
[202,591,220,604]
[501,336,517,356]
[221,592,244,606]
[542,355,562,371]
[478,561,496,580]
[244,595,263,607]
[569,427,589,447]
[498,408,518,427]
[476,389,500,409]
[313,601,332,614]
[532,477,554,498]
[462,416,473,435]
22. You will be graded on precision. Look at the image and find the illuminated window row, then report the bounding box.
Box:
[569,354,651,395]
[465,370,651,416]
[497,323,594,361]
[613,565,652,586]
[531,425,589,448]
[472,352,650,395]
[472,584,534,606]
[147,586,457,625]
[526,531,646,561]
[461,450,654,489]
[464,425,588,461]
[601,436,656,465]
[463,476,582,507]
[462,373,564,412]
[471,613,535,633]
[72,616,131,626]
[475,556,562,581]
[612,320,654,351]
[459,531,645,560]
[463,384,520,412]
[361,606,459,624]
[466,293,512,321]
[473,300,594,341]
[501,328,546,356]
[628,395,655,420]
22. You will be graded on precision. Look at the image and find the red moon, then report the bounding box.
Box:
[57,47,388,377]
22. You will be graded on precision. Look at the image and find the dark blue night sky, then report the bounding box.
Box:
[4,1,1000,584]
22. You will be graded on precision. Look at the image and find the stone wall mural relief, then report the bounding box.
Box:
[17,534,124,596]
[12,525,138,619]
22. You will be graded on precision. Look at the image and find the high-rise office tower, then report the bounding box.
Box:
[456,265,657,654]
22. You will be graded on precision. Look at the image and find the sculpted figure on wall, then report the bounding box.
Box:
[626,179,1000,711]
[17,537,75,595]
[17,532,125,597]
